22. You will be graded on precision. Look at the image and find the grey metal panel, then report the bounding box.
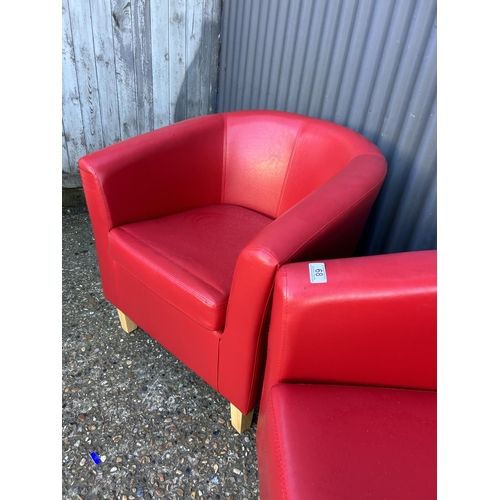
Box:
[62,0,222,188]
[218,0,437,254]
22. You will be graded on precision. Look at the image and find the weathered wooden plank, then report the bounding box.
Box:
[89,0,122,147]
[133,0,154,135]
[62,0,87,181]
[199,0,210,114]
[185,0,203,120]
[151,0,170,129]
[170,0,187,122]
[63,0,221,188]
[200,0,216,114]
[67,0,104,153]
[208,0,222,113]
[110,0,138,140]
[62,121,70,174]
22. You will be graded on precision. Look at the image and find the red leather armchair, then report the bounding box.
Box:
[78,110,387,431]
[257,250,437,498]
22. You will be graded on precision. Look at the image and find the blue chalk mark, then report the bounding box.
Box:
[89,452,101,464]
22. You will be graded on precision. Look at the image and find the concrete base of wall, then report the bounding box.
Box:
[63,188,86,208]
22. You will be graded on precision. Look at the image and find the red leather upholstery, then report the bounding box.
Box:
[257,250,437,499]
[109,205,272,331]
[260,385,436,500]
[78,110,387,415]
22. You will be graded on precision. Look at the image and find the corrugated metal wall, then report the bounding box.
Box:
[62,0,221,188]
[218,0,437,255]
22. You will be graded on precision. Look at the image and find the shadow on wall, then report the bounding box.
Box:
[174,19,220,124]
[355,147,437,255]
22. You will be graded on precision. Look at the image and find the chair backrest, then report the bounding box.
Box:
[261,250,437,404]
[80,110,385,226]
[222,110,385,218]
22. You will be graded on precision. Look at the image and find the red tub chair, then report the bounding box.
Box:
[78,110,387,432]
[257,250,437,498]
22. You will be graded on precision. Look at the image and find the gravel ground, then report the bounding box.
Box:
[62,206,260,500]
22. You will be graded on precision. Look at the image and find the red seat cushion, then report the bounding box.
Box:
[109,204,272,330]
[258,384,437,500]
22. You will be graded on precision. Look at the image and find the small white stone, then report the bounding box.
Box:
[110,467,117,472]
[80,458,86,466]
[100,455,106,462]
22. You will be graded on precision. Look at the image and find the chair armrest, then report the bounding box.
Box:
[245,153,387,263]
[261,250,437,408]
[78,114,225,304]
[217,155,387,413]
[78,113,225,230]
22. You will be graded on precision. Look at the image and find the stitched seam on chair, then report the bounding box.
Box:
[213,329,224,393]
[275,118,310,218]
[216,333,221,392]
[212,331,224,391]
[221,113,228,204]
[245,283,275,411]
[111,230,229,309]
[285,174,386,264]
[343,152,385,169]
[277,267,289,382]
[80,161,113,230]
[269,387,290,500]
[222,245,279,410]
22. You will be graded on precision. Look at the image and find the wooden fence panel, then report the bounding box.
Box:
[62,0,87,187]
[151,0,171,130]
[62,0,221,188]
[89,0,122,147]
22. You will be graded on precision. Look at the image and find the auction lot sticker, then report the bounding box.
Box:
[309,263,327,283]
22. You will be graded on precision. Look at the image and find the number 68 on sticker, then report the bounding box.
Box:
[308,263,327,283]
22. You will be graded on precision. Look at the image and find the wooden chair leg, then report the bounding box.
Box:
[117,309,137,333]
[230,403,254,433]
